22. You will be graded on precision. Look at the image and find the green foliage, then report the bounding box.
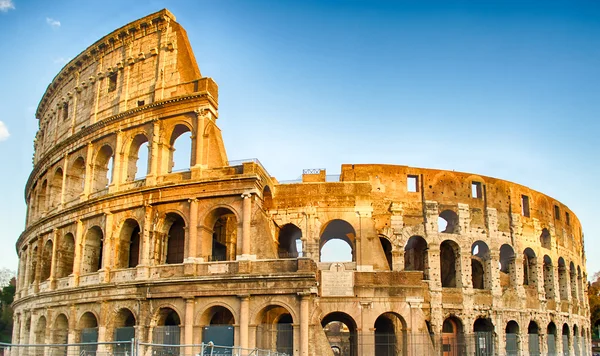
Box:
[590,272,600,338]
[0,277,15,343]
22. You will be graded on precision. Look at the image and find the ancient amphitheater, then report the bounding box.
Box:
[12,9,590,356]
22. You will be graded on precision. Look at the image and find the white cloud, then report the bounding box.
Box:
[0,0,15,12]
[46,17,60,28]
[0,121,9,142]
[53,57,71,65]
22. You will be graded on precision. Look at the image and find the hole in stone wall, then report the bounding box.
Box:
[471,181,482,199]
[407,175,418,192]
[521,195,530,217]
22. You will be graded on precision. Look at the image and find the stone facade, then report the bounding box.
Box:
[13,9,590,356]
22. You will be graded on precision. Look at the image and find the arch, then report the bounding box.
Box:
[440,240,460,288]
[29,246,38,285]
[540,228,551,249]
[374,312,407,356]
[56,233,75,278]
[319,219,356,262]
[322,312,358,356]
[442,316,465,356]
[152,307,181,346]
[66,156,86,201]
[78,311,98,330]
[255,305,294,354]
[577,266,583,301]
[543,255,555,300]
[52,313,69,344]
[50,168,63,208]
[379,236,393,270]
[573,324,581,356]
[528,319,541,355]
[117,219,141,268]
[199,305,236,326]
[40,239,53,281]
[34,315,47,345]
[547,322,557,355]
[404,236,428,277]
[278,223,302,258]
[205,207,238,261]
[505,320,520,356]
[570,262,578,301]
[523,248,537,287]
[562,323,570,356]
[113,308,136,348]
[473,317,494,354]
[557,257,569,300]
[438,210,459,234]
[169,124,192,173]
[37,179,48,215]
[499,244,516,288]
[81,226,104,274]
[125,133,150,181]
[164,213,186,264]
[471,241,490,290]
[262,186,273,210]
[92,144,114,192]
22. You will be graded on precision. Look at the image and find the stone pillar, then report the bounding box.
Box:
[193,109,206,169]
[72,220,84,286]
[427,246,442,290]
[239,295,250,350]
[102,212,114,280]
[238,193,254,260]
[184,298,194,353]
[147,119,161,184]
[299,293,310,356]
[186,199,198,262]
[49,229,59,289]
[111,130,124,190]
[489,252,501,295]
[60,154,68,207]
[359,301,374,356]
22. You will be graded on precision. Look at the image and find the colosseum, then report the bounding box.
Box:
[12,8,590,356]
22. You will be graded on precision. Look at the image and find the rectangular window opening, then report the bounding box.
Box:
[62,102,68,121]
[554,205,561,220]
[137,100,145,107]
[407,175,418,193]
[521,195,530,217]
[566,212,570,226]
[471,181,482,199]
[108,72,118,92]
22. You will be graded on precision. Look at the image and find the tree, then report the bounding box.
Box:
[0,277,15,342]
[589,272,600,338]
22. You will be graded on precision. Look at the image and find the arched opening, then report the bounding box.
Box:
[117,219,141,269]
[404,236,428,278]
[56,233,75,278]
[52,314,69,355]
[256,305,294,355]
[540,228,551,249]
[577,266,583,301]
[126,134,150,181]
[169,124,192,173]
[523,248,537,287]
[438,210,459,233]
[320,220,356,262]
[78,312,98,354]
[82,226,104,274]
[207,208,238,261]
[562,324,570,356]
[442,316,465,356]
[277,223,302,258]
[114,308,136,354]
[92,145,114,192]
[66,157,86,202]
[547,322,557,355]
[473,318,494,355]
[543,255,555,300]
[200,306,235,350]
[22,316,31,349]
[29,246,38,285]
[322,312,358,356]
[50,168,63,208]
[499,244,516,288]
[505,321,519,356]
[374,313,407,356]
[558,257,569,300]
[573,324,580,356]
[379,237,393,270]
[165,214,186,264]
[471,241,490,290]
[570,262,578,301]
[528,321,540,356]
[40,239,53,281]
[37,180,48,215]
[440,240,460,288]
[153,308,181,348]
[35,316,47,355]
[262,186,273,210]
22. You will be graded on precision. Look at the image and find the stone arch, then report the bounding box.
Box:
[111,307,137,345]
[379,235,393,270]
[168,123,192,173]
[374,312,407,356]
[262,186,273,210]
[527,320,541,355]
[573,324,581,356]
[570,261,578,301]
[197,303,237,326]
[438,210,459,234]
[557,257,569,300]
[562,323,570,356]
[203,207,238,261]
[471,241,490,290]
[505,320,520,356]
[40,239,53,281]
[117,218,141,268]
[163,213,186,264]
[56,233,75,278]
[543,255,555,300]
[540,228,551,249]
[255,304,295,355]
[499,244,516,288]
[278,223,302,258]
[404,235,428,278]
[442,316,465,356]
[319,219,356,262]
[35,315,47,344]
[82,226,104,274]
[577,266,583,301]
[125,133,150,181]
[152,307,182,346]
[547,321,558,355]
[523,248,537,287]
[37,179,48,215]
[52,313,69,344]
[473,317,495,354]
[66,156,86,201]
[92,144,114,192]
[29,245,38,285]
[322,312,359,356]
[49,167,63,208]
[440,240,461,288]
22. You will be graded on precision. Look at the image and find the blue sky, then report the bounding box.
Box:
[0,1,599,276]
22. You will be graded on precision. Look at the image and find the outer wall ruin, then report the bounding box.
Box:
[13,9,590,356]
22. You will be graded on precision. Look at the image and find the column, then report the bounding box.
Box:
[299,293,310,356]
[147,119,160,184]
[110,130,124,190]
[60,154,68,207]
[185,199,198,262]
[82,143,94,199]
[238,193,254,260]
[359,301,374,356]
[184,299,195,353]
[72,220,84,286]
[193,109,206,169]
[489,252,501,295]
[239,295,250,350]
[49,229,59,289]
